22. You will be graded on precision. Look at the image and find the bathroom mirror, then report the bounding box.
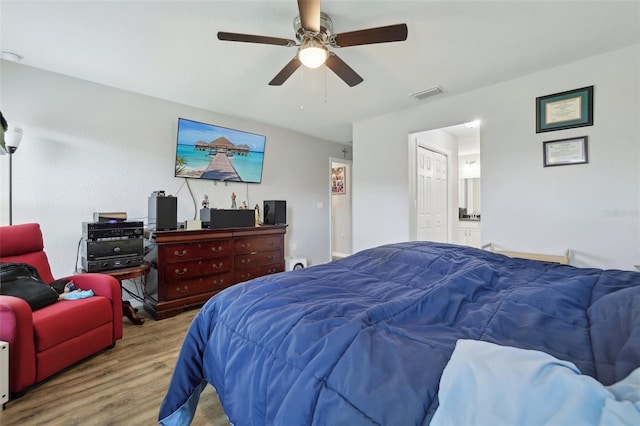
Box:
[459,178,481,216]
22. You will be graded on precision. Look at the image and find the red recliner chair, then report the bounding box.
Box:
[0,223,123,396]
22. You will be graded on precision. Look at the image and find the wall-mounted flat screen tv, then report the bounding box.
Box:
[175,117,266,183]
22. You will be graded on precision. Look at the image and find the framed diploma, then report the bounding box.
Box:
[543,136,588,167]
[536,86,593,133]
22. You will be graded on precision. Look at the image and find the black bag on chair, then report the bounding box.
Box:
[0,262,59,310]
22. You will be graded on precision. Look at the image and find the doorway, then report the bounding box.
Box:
[409,121,481,244]
[330,158,352,260]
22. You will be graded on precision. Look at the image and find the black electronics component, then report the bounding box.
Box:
[82,255,145,272]
[81,238,144,260]
[81,220,145,272]
[263,200,286,225]
[199,208,255,229]
[148,192,177,231]
[82,221,144,240]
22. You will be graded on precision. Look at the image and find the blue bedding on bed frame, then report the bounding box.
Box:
[159,241,640,425]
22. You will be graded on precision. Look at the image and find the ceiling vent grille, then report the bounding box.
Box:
[410,86,445,100]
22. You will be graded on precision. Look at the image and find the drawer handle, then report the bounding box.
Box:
[212,262,224,269]
[212,246,223,252]
[268,241,274,246]
[176,285,189,293]
[241,243,250,249]
[212,279,224,285]
[268,268,276,274]
[175,268,188,275]
[267,255,274,260]
[241,258,251,264]
[241,273,252,280]
[174,249,187,257]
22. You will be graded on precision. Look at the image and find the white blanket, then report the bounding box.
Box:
[431,340,640,426]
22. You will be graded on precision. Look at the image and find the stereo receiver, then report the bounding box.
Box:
[82,221,144,240]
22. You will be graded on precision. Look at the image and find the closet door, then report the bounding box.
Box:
[417,146,448,243]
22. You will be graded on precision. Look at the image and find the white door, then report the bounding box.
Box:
[417,146,448,242]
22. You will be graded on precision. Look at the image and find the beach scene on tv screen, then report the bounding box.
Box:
[175,118,265,183]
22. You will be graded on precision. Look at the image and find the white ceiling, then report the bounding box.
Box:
[1,1,639,144]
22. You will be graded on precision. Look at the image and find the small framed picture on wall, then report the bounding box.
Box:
[543,136,589,167]
[332,166,346,194]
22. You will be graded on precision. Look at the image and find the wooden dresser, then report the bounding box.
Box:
[144,225,286,319]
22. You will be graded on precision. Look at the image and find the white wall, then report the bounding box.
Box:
[353,45,640,270]
[0,62,349,279]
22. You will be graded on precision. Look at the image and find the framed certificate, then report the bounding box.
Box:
[536,86,593,133]
[543,136,588,167]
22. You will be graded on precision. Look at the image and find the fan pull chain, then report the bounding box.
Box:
[324,65,327,104]
[299,64,305,111]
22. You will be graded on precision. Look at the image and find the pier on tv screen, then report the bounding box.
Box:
[174,117,266,183]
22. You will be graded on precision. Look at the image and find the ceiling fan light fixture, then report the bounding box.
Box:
[298,38,328,68]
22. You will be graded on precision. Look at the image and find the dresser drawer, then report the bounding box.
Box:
[164,257,231,281]
[165,273,232,300]
[236,263,284,282]
[164,240,230,263]
[235,249,282,271]
[234,235,281,254]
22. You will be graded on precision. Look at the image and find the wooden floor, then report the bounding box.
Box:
[0,307,230,426]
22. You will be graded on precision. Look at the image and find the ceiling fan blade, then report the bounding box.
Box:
[332,23,408,47]
[297,0,321,32]
[218,31,296,47]
[325,54,363,87]
[269,57,302,86]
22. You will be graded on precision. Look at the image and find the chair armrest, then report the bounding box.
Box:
[64,273,121,301]
[0,295,37,393]
[62,273,123,341]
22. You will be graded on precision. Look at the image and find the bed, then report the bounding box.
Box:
[158,241,640,425]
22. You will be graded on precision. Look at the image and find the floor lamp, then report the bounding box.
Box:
[5,126,23,225]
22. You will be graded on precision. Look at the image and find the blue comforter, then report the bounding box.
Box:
[159,242,640,425]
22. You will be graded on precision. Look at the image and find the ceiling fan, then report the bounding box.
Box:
[217,0,408,87]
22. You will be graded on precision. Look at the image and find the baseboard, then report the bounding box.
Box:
[331,252,350,259]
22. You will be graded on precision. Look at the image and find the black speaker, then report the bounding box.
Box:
[148,193,177,231]
[263,200,286,225]
[200,208,255,229]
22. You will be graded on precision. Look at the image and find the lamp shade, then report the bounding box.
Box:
[298,38,328,69]
[5,125,23,151]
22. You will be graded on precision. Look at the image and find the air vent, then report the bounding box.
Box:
[410,86,445,100]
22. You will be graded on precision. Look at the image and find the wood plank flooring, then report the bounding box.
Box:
[0,307,230,425]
